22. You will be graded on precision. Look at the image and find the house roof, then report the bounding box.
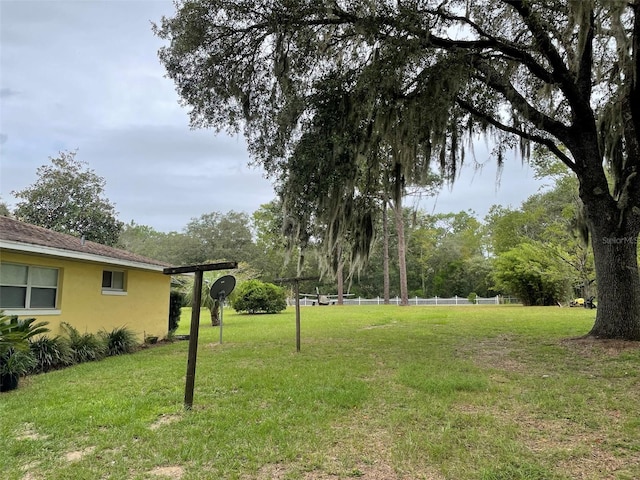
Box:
[0,216,173,271]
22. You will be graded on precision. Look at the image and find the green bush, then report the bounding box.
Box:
[168,290,184,332]
[29,336,73,373]
[493,242,572,306]
[61,323,107,364]
[0,348,36,377]
[231,280,287,314]
[100,326,138,356]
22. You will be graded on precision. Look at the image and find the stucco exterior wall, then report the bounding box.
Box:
[1,251,170,340]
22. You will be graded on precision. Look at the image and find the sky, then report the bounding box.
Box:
[1,0,547,233]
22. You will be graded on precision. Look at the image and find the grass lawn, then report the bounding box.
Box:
[2,305,639,480]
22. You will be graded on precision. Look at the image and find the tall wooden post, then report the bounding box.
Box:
[184,270,203,409]
[163,261,237,410]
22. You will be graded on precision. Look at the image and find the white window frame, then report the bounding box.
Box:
[101,270,127,295]
[0,262,61,314]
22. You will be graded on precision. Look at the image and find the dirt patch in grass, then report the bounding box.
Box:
[557,447,640,480]
[21,472,41,480]
[146,465,185,479]
[149,413,182,431]
[467,335,640,375]
[245,420,430,480]
[560,336,640,357]
[454,399,637,480]
[64,446,95,462]
[15,423,49,442]
[250,461,403,480]
[518,414,637,480]
[461,334,528,373]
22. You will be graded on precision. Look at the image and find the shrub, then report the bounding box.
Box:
[0,348,36,377]
[493,243,572,306]
[231,280,287,314]
[29,336,73,373]
[168,290,184,332]
[100,326,138,356]
[61,323,107,363]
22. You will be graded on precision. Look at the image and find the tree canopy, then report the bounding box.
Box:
[155,1,640,339]
[12,151,123,246]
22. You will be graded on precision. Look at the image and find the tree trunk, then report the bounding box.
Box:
[578,157,640,339]
[392,163,409,306]
[568,126,640,340]
[210,301,220,326]
[588,224,640,339]
[383,200,390,304]
[337,251,344,305]
[393,200,409,306]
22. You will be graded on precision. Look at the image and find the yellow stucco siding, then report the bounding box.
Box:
[1,251,170,340]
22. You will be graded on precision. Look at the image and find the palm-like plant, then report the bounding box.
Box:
[0,314,50,392]
[0,314,50,356]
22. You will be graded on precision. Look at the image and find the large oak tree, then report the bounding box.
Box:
[155,0,640,339]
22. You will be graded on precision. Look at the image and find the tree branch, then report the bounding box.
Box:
[470,57,571,141]
[455,97,577,172]
[501,0,592,117]
[576,8,595,99]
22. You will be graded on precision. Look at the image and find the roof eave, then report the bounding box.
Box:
[0,239,167,272]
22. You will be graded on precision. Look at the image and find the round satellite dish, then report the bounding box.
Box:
[209,275,236,301]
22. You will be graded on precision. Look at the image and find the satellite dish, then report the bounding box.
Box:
[209,275,236,301]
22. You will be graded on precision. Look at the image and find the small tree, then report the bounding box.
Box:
[493,243,573,306]
[231,280,287,314]
[12,151,123,246]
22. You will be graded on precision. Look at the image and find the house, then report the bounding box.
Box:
[0,216,173,340]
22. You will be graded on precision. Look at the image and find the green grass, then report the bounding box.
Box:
[2,305,639,479]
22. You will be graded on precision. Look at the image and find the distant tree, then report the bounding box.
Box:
[0,199,10,217]
[252,201,300,280]
[183,211,256,265]
[409,211,489,297]
[118,221,195,265]
[12,151,123,246]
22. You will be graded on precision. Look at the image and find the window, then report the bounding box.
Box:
[102,270,125,292]
[0,263,59,309]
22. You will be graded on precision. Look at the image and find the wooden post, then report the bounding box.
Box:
[294,280,301,352]
[184,270,203,409]
[275,276,317,353]
[163,261,237,410]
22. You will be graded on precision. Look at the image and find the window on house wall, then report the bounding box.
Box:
[102,270,126,293]
[0,263,59,309]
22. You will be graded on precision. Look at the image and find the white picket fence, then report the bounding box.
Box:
[292,295,518,306]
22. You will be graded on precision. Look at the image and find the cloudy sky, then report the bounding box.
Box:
[1,0,546,233]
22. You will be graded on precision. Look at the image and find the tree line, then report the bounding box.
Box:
[4,151,604,307]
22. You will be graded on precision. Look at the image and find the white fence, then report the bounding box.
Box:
[292,295,519,307]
